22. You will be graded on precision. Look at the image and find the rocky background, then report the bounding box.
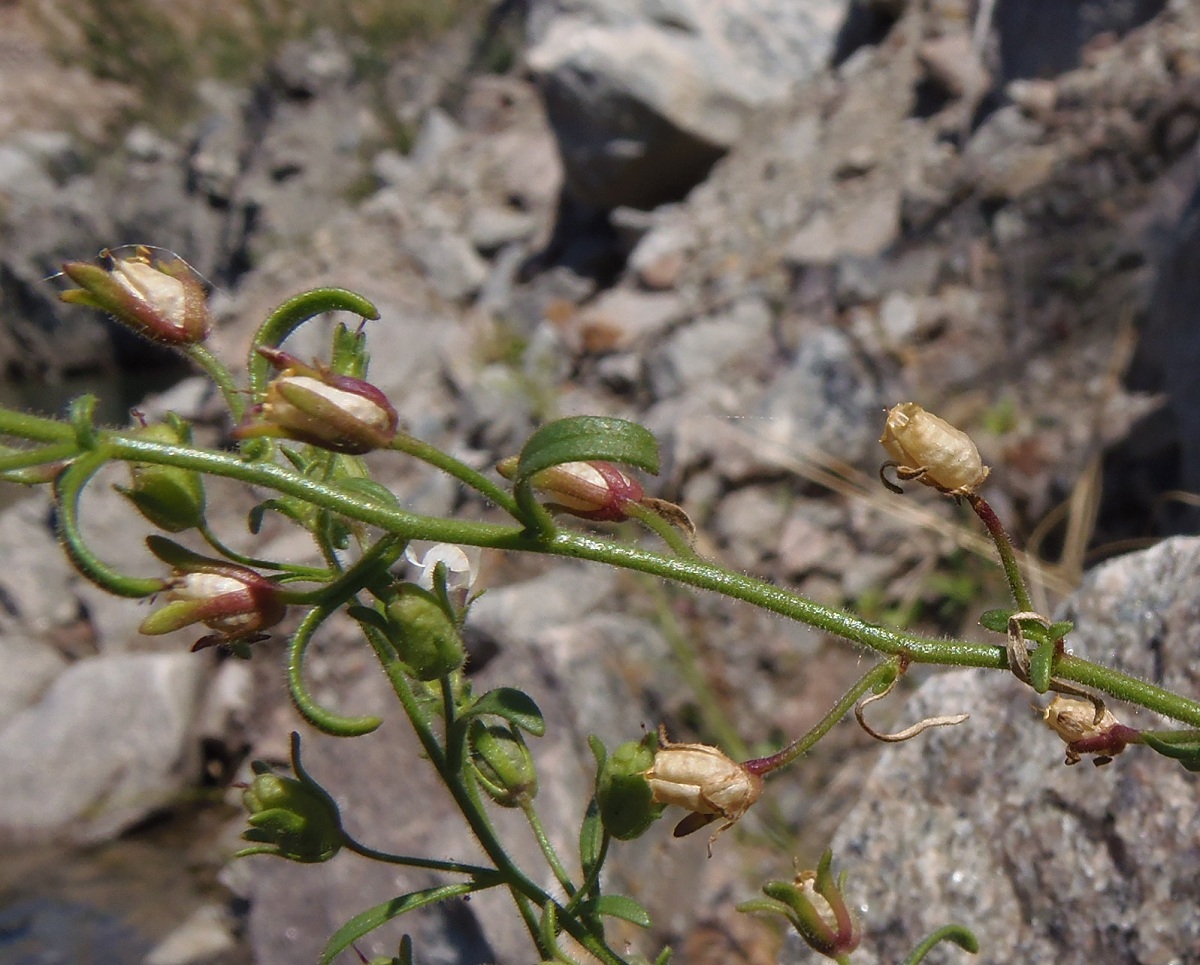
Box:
[0,0,1198,963]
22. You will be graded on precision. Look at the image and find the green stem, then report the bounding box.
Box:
[287,605,383,736]
[197,520,332,580]
[903,923,980,963]
[0,441,77,472]
[968,494,1032,612]
[0,407,76,444]
[625,501,696,558]
[53,449,165,597]
[185,344,245,421]
[389,432,520,517]
[562,831,609,915]
[521,799,577,897]
[359,624,630,965]
[247,288,380,400]
[14,427,1200,728]
[339,832,498,878]
[743,660,899,775]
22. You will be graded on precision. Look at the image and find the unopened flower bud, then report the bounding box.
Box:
[239,761,343,862]
[644,732,763,852]
[596,734,664,841]
[234,348,398,454]
[60,245,211,345]
[117,422,205,532]
[1041,696,1139,766]
[469,720,538,807]
[384,584,465,680]
[880,402,989,496]
[139,561,285,651]
[496,457,645,521]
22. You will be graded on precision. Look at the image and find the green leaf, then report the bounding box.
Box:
[1141,733,1200,771]
[347,605,390,633]
[654,947,673,965]
[337,477,402,509]
[979,608,1014,633]
[145,534,210,569]
[588,734,607,770]
[463,688,545,737]
[319,883,480,965]
[516,416,660,483]
[903,923,980,964]
[581,894,652,928]
[579,797,604,875]
[1029,638,1055,694]
[1047,621,1073,642]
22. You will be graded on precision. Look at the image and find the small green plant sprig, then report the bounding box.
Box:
[5,249,1200,962]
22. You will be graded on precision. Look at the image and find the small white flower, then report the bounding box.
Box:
[404,543,477,593]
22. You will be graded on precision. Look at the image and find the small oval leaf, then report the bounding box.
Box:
[1028,638,1055,694]
[516,416,659,483]
[464,687,546,737]
[979,608,1014,633]
[587,894,652,928]
[579,797,604,874]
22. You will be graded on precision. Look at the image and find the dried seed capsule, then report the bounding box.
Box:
[1040,695,1138,766]
[879,402,989,496]
[643,734,763,852]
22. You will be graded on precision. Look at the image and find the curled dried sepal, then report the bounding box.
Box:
[879,402,989,497]
[60,245,211,345]
[1040,695,1140,766]
[855,670,969,743]
[643,728,763,855]
[497,456,645,521]
[235,348,399,454]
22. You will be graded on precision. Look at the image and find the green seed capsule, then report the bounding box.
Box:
[385,584,465,680]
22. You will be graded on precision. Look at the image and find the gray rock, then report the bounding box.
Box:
[795,537,1200,963]
[142,903,238,965]
[0,497,79,634]
[0,633,67,727]
[466,204,538,253]
[755,327,880,466]
[647,296,774,398]
[406,230,490,301]
[527,0,848,208]
[0,651,205,844]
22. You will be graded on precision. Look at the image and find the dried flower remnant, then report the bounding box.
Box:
[643,730,763,855]
[1041,695,1140,766]
[879,402,989,496]
[140,565,285,651]
[60,245,211,345]
[234,348,399,454]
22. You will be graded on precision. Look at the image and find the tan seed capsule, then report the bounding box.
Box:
[643,733,763,854]
[1040,695,1133,766]
[879,402,989,496]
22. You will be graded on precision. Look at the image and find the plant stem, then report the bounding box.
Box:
[389,432,520,517]
[521,799,577,897]
[186,344,245,421]
[339,833,499,879]
[12,426,1200,728]
[968,494,1032,612]
[743,660,899,775]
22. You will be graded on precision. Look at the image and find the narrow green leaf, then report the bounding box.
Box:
[516,416,660,483]
[319,883,480,965]
[347,605,390,633]
[1029,638,1055,694]
[579,797,603,874]
[903,923,980,964]
[464,688,546,737]
[588,734,607,771]
[979,608,1013,633]
[1047,621,1074,642]
[583,894,652,928]
[337,477,402,509]
[654,947,673,965]
[145,534,211,569]
[1142,733,1200,771]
